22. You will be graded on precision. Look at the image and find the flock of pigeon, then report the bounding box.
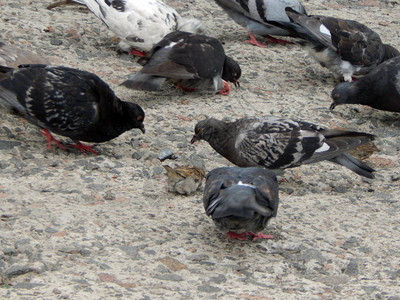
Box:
[1,0,399,241]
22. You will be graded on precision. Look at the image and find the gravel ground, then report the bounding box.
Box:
[1,0,400,299]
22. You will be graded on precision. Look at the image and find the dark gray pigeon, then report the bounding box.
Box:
[0,64,145,154]
[121,31,241,95]
[191,116,375,178]
[48,0,205,56]
[203,167,279,240]
[283,7,399,81]
[214,0,307,47]
[331,55,400,112]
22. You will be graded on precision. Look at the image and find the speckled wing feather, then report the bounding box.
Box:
[0,65,99,134]
[235,117,324,169]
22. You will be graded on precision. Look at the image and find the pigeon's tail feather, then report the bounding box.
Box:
[0,65,14,74]
[330,153,375,179]
[209,186,273,220]
[0,84,24,113]
[121,72,166,91]
[47,0,85,9]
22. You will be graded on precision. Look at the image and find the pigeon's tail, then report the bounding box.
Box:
[207,185,273,220]
[382,44,400,61]
[47,0,85,10]
[330,153,375,179]
[177,18,207,35]
[0,65,14,74]
[120,72,166,91]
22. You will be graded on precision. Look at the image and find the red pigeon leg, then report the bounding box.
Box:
[227,231,250,240]
[40,129,66,151]
[175,83,196,92]
[129,49,146,57]
[217,81,231,96]
[248,232,274,240]
[69,141,98,155]
[262,34,292,45]
[245,33,268,48]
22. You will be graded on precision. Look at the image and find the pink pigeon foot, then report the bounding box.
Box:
[129,49,146,57]
[68,141,98,155]
[217,81,231,95]
[175,83,197,92]
[227,231,250,240]
[248,232,274,240]
[245,33,268,48]
[262,34,293,45]
[40,129,67,151]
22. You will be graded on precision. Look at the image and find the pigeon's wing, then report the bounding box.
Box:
[203,167,239,213]
[285,8,334,49]
[0,65,99,133]
[241,168,279,217]
[235,117,324,169]
[319,17,384,66]
[141,34,226,80]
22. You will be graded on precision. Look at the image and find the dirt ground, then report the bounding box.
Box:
[1,0,400,299]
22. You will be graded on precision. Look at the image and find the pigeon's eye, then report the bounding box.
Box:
[196,128,203,134]
[137,116,143,121]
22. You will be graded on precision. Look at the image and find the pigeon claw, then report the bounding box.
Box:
[218,81,231,96]
[40,129,67,151]
[248,232,274,240]
[69,141,99,155]
[175,83,196,92]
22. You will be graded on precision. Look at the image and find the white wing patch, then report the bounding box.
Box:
[315,142,330,153]
[237,181,256,189]
[320,24,331,37]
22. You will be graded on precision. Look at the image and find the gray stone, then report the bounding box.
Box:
[50,38,63,45]
[119,246,142,260]
[344,259,359,276]
[154,273,183,281]
[4,265,34,277]
[341,237,360,250]
[197,284,221,293]
[209,274,227,284]
[297,248,325,264]
[13,282,45,289]
[0,140,21,150]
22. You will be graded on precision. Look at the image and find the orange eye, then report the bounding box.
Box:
[137,116,143,121]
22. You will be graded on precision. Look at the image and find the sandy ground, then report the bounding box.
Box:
[1,0,400,299]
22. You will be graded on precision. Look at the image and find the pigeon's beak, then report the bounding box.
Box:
[233,80,240,88]
[190,135,199,144]
[139,124,146,134]
[329,102,336,110]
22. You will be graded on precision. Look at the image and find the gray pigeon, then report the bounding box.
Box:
[283,7,400,81]
[121,31,241,95]
[47,0,205,56]
[0,64,145,154]
[331,55,400,112]
[214,0,307,47]
[191,116,375,178]
[203,167,279,240]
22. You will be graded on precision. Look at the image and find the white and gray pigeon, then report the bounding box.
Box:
[47,0,205,56]
[214,0,307,47]
[330,55,400,112]
[0,64,145,154]
[191,116,376,178]
[283,7,400,81]
[203,167,279,240]
[121,31,241,95]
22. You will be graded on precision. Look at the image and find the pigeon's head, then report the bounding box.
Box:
[330,82,354,110]
[191,118,226,143]
[222,57,241,87]
[125,102,146,133]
